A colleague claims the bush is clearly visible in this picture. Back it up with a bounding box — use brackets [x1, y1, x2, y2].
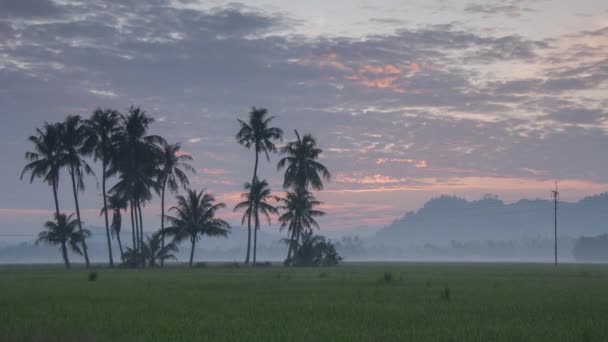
[290, 232, 343, 267]
[88, 272, 98, 282]
[440, 284, 451, 301]
[194, 262, 207, 268]
[383, 271, 393, 284]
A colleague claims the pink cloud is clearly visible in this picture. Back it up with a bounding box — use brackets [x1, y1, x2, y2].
[376, 158, 428, 168]
[200, 168, 228, 175]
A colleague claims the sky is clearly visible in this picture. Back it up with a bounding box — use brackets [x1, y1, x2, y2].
[1, 0, 608, 239]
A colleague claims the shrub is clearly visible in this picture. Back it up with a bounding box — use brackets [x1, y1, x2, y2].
[383, 271, 393, 284]
[440, 284, 451, 301]
[194, 262, 207, 268]
[88, 272, 98, 282]
[290, 232, 343, 267]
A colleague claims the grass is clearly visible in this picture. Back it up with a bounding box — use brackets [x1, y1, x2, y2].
[1, 262, 608, 341]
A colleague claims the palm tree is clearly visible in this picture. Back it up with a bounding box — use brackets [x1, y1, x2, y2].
[234, 178, 278, 265]
[21, 122, 64, 217]
[60, 115, 95, 268]
[164, 189, 231, 267]
[277, 190, 325, 265]
[36, 213, 91, 269]
[100, 193, 128, 263]
[157, 142, 195, 267]
[236, 107, 283, 264]
[141, 232, 179, 267]
[109, 106, 164, 257]
[277, 130, 330, 193]
[277, 131, 330, 264]
[83, 108, 121, 267]
[291, 230, 342, 267]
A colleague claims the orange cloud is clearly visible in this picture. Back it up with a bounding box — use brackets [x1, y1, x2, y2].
[335, 173, 407, 185]
[297, 53, 351, 71]
[375, 158, 428, 168]
[359, 64, 401, 75]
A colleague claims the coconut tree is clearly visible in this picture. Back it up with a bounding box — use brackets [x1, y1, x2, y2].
[235, 107, 283, 264]
[109, 106, 164, 256]
[277, 131, 330, 262]
[277, 130, 330, 193]
[21, 123, 65, 217]
[233, 178, 278, 265]
[36, 213, 91, 269]
[141, 232, 179, 267]
[291, 230, 342, 267]
[157, 142, 195, 267]
[60, 115, 95, 268]
[164, 189, 231, 267]
[83, 108, 121, 267]
[100, 192, 128, 263]
[277, 190, 325, 265]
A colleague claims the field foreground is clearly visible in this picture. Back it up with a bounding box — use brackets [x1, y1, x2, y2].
[1, 263, 607, 341]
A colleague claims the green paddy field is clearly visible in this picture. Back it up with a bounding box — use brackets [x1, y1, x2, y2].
[1, 263, 607, 341]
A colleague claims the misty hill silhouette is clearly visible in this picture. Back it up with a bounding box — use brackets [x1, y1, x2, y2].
[372, 193, 608, 246]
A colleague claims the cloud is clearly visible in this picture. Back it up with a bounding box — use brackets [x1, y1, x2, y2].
[464, 1, 535, 18]
[549, 107, 608, 124]
[3, 1, 608, 233]
[89, 89, 119, 98]
[0, 0, 64, 19]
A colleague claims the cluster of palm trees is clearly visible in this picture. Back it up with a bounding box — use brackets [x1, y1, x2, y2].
[22, 106, 331, 268]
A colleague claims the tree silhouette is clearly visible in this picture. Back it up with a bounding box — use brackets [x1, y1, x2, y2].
[234, 178, 278, 265]
[277, 130, 330, 193]
[36, 213, 91, 269]
[291, 230, 342, 267]
[123, 232, 178, 267]
[109, 107, 164, 259]
[277, 131, 330, 263]
[21, 123, 64, 217]
[164, 189, 231, 267]
[236, 107, 283, 264]
[100, 192, 128, 263]
[157, 142, 195, 267]
[278, 190, 325, 265]
[60, 115, 95, 268]
[83, 108, 121, 267]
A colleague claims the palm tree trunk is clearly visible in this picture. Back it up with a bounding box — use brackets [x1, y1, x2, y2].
[116, 230, 124, 263]
[293, 227, 301, 258]
[130, 200, 136, 251]
[253, 213, 259, 265]
[245, 212, 252, 264]
[286, 225, 295, 265]
[189, 237, 196, 268]
[52, 180, 60, 217]
[61, 242, 70, 269]
[133, 199, 140, 253]
[101, 160, 114, 267]
[137, 201, 145, 267]
[70, 166, 90, 268]
[245, 151, 259, 264]
[160, 181, 166, 268]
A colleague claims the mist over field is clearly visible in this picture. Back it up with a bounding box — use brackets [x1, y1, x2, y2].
[3, 192, 607, 264]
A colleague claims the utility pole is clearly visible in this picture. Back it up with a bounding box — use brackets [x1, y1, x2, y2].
[551, 181, 559, 266]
